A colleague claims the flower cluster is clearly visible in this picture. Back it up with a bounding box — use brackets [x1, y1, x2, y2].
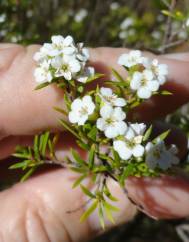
[13, 36, 181, 226]
[118, 50, 168, 99]
[68, 83, 179, 170]
[34, 35, 94, 84]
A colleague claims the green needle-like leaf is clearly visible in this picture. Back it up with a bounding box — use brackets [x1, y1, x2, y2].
[35, 82, 50, 90]
[21, 167, 37, 182]
[80, 185, 96, 199]
[59, 119, 81, 140]
[72, 174, 87, 188]
[80, 200, 98, 222]
[153, 129, 170, 143]
[143, 125, 153, 142]
[88, 144, 96, 169]
[41, 131, 50, 156]
[71, 149, 86, 165]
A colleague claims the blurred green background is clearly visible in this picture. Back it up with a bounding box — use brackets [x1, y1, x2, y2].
[1, 0, 189, 241]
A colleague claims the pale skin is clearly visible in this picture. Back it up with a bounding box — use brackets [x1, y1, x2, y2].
[0, 44, 189, 242]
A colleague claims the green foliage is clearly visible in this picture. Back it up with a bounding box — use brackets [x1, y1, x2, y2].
[10, 131, 58, 181]
[6, 0, 189, 229]
[1, 0, 189, 51]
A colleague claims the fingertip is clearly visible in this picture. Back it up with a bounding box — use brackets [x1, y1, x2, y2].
[126, 175, 189, 219]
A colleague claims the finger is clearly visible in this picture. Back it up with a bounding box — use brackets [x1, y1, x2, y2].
[1, 118, 187, 160]
[126, 175, 189, 219]
[0, 44, 65, 139]
[150, 121, 188, 159]
[1, 146, 188, 242]
[0, 136, 33, 160]
[0, 169, 136, 242]
[1, 45, 189, 140]
[0, 127, 188, 241]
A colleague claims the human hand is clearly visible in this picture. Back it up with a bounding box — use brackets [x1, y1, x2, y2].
[0, 44, 189, 242]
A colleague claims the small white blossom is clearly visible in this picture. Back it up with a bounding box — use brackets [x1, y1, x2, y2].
[150, 59, 168, 85]
[130, 70, 159, 99]
[34, 35, 94, 85]
[51, 35, 75, 56]
[120, 17, 133, 30]
[69, 96, 95, 125]
[113, 123, 146, 160]
[26, 10, 33, 18]
[77, 66, 95, 83]
[0, 14, 6, 23]
[34, 61, 52, 83]
[118, 50, 148, 68]
[186, 17, 189, 27]
[178, 30, 187, 40]
[110, 2, 120, 10]
[38, 35, 75, 58]
[0, 29, 7, 37]
[74, 9, 88, 22]
[51, 55, 81, 80]
[145, 140, 179, 170]
[99, 87, 127, 107]
[76, 43, 89, 63]
[119, 31, 128, 39]
[97, 104, 127, 138]
[152, 31, 161, 40]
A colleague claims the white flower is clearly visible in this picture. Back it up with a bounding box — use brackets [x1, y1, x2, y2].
[51, 55, 81, 80]
[127, 123, 146, 137]
[97, 104, 127, 138]
[145, 140, 179, 170]
[110, 2, 120, 10]
[130, 70, 159, 99]
[69, 96, 95, 125]
[186, 17, 189, 27]
[152, 31, 161, 40]
[178, 30, 187, 40]
[40, 35, 75, 57]
[120, 17, 133, 30]
[77, 66, 95, 83]
[74, 9, 88, 22]
[119, 31, 128, 39]
[151, 59, 168, 85]
[34, 61, 52, 83]
[99, 87, 127, 107]
[113, 123, 146, 160]
[0, 14, 6, 23]
[76, 43, 89, 63]
[33, 51, 48, 64]
[118, 50, 148, 68]
[51, 35, 75, 55]
[33, 35, 92, 84]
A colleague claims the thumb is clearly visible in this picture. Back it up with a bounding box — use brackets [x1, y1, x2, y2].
[0, 168, 136, 242]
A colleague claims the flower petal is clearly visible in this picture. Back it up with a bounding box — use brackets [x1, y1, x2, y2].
[100, 104, 113, 119]
[96, 118, 106, 131]
[113, 140, 132, 160]
[116, 121, 127, 136]
[147, 80, 159, 92]
[71, 99, 83, 110]
[68, 111, 78, 124]
[137, 87, 152, 99]
[113, 107, 126, 121]
[100, 87, 113, 97]
[132, 144, 144, 157]
[105, 126, 118, 138]
[63, 35, 74, 46]
[114, 98, 127, 107]
[130, 72, 142, 90]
